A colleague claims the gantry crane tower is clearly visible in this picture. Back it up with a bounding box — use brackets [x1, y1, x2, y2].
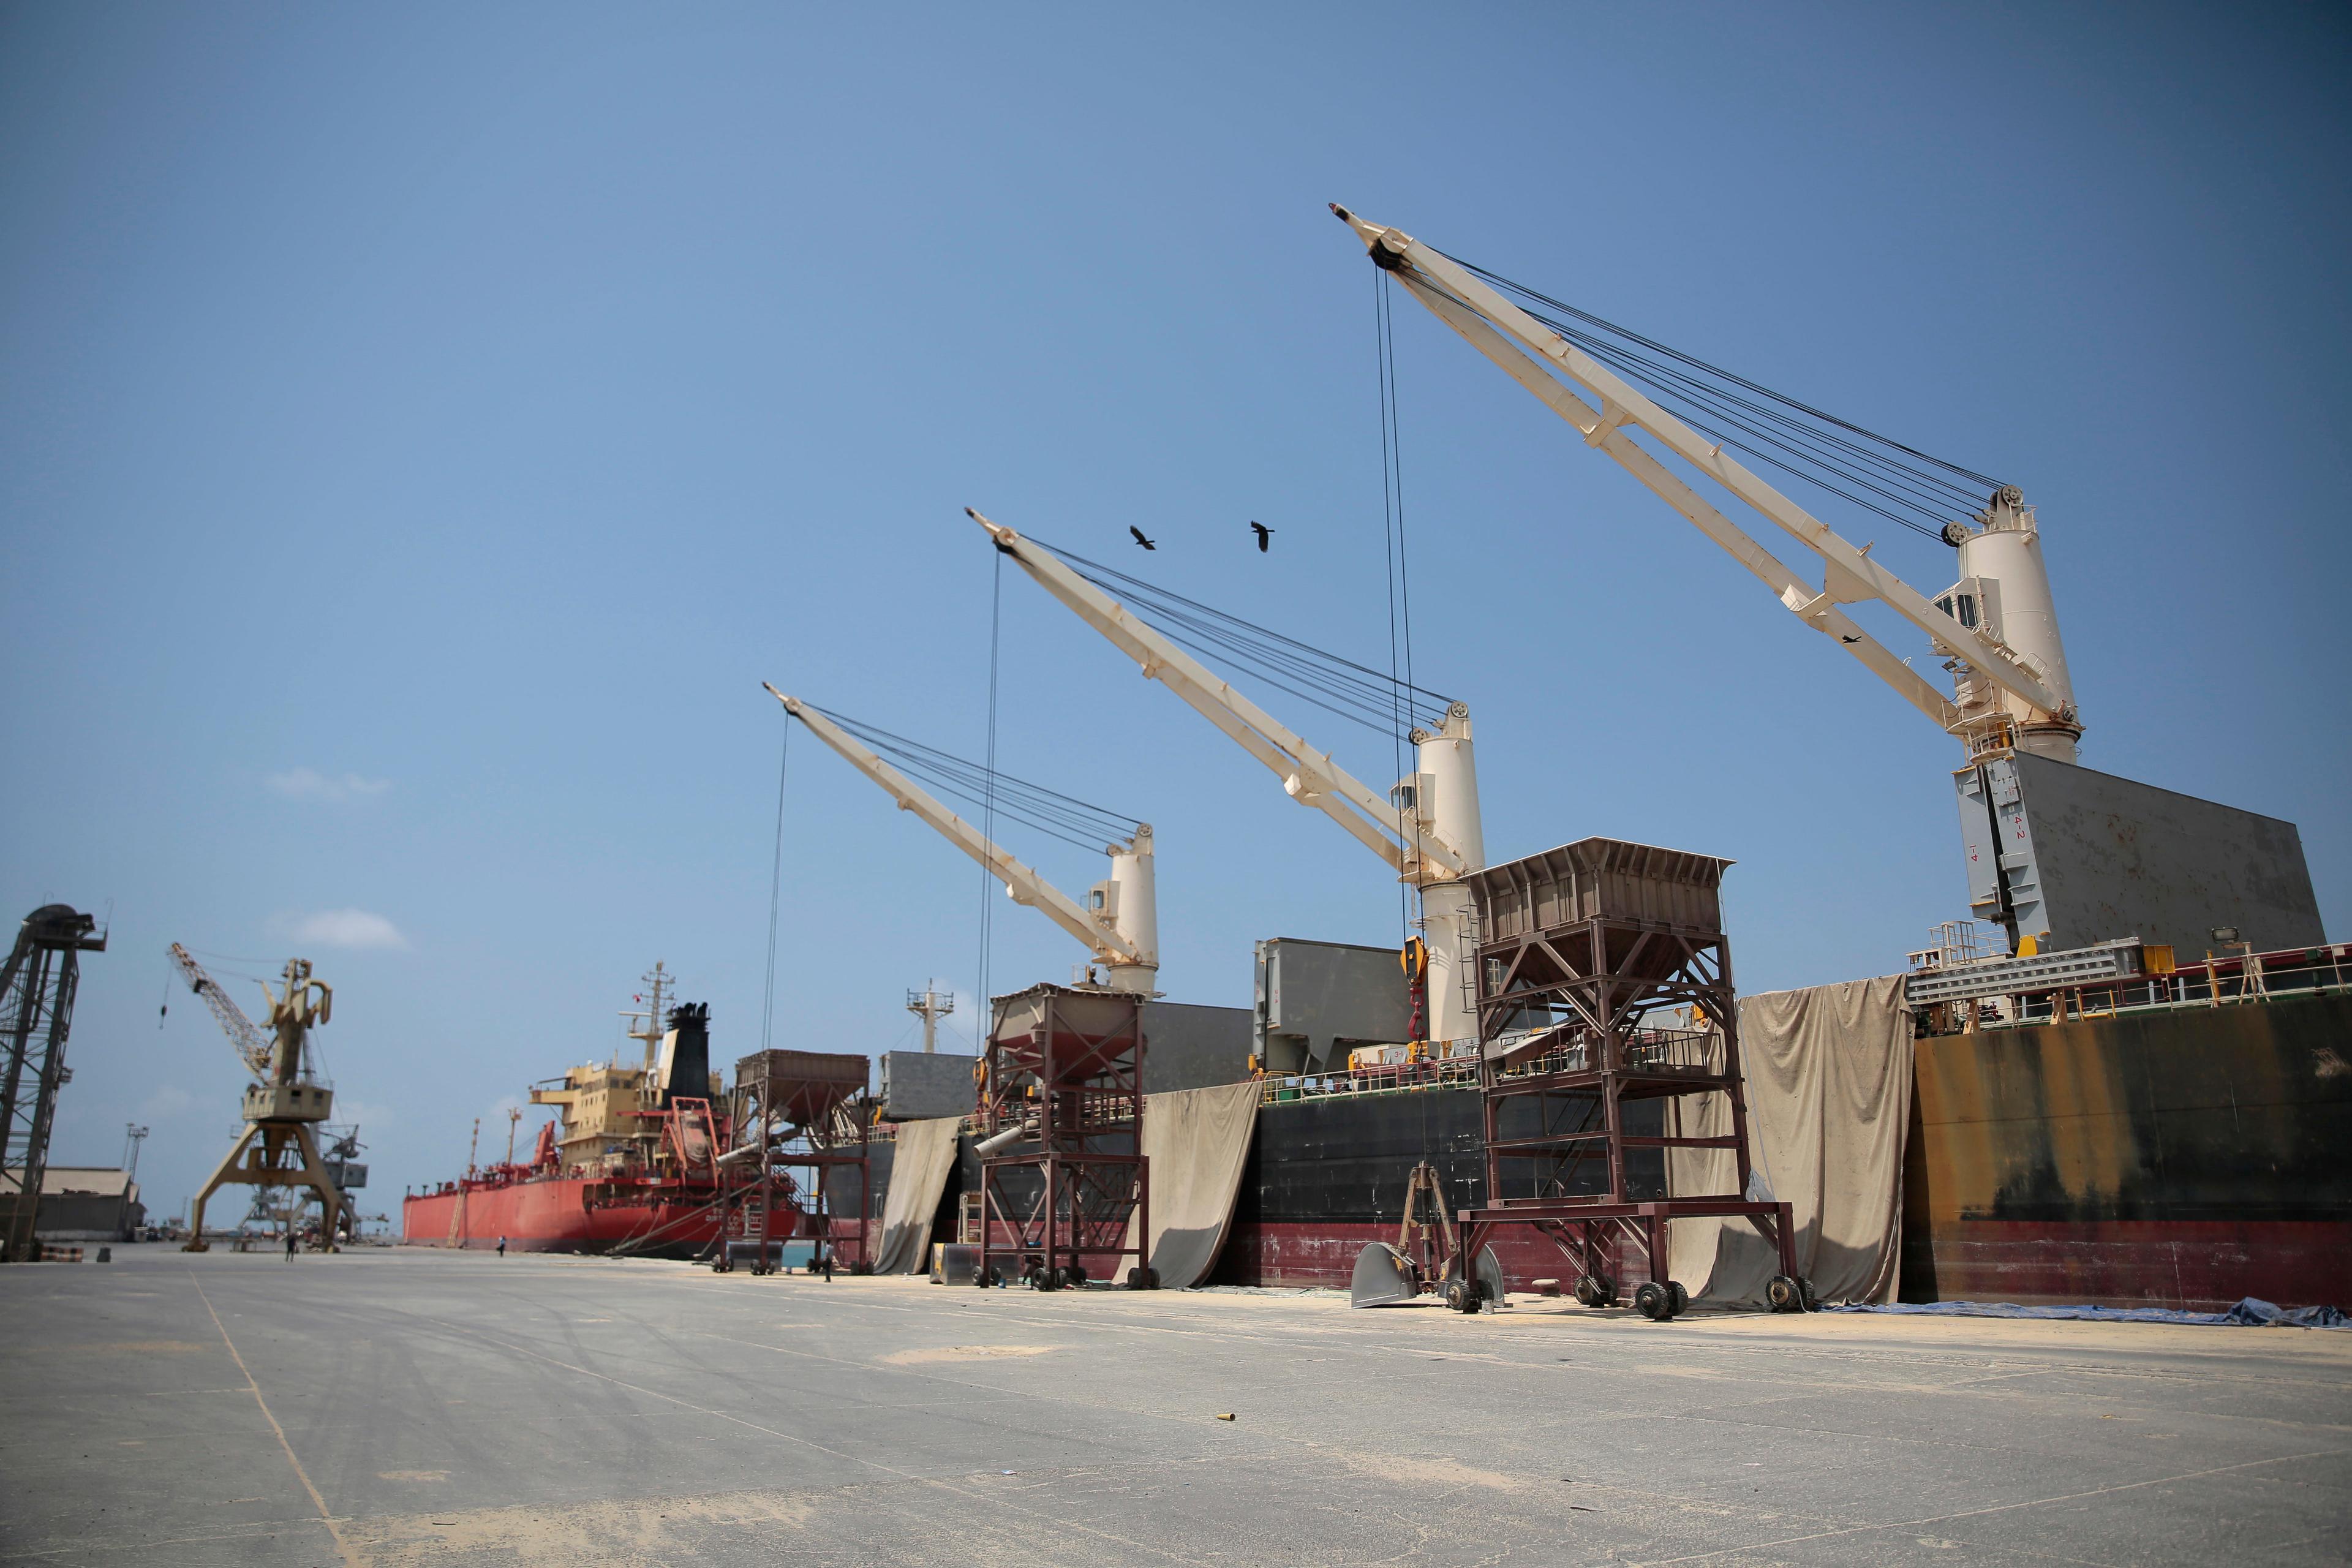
[764, 685, 1160, 994]
[968, 510, 1490, 1046]
[171, 946, 344, 1251]
[1, 907, 107, 1264]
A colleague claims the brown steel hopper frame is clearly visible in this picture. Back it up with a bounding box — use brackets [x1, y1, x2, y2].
[1455, 839, 1808, 1319]
[976, 984, 1152, 1291]
[726, 1050, 872, 1276]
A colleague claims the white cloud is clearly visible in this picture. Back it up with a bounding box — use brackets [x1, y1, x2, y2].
[276, 908, 410, 950]
[266, 767, 391, 802]
[137, 1085, 195, 1122]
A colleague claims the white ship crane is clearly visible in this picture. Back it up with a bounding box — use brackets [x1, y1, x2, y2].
[966, 510, 1488, 1046]
[1329, 206, 2082, 767]
[764, 685, 1160, 995]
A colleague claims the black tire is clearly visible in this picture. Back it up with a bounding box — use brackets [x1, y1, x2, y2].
[1799, 1276, 1820, 1312]
[1442, 1278, 1469, 1311]
[1634, 1281, 1670, 1321]
[1068, 1263, 1089, 1287]
[1574, 1275, 1607, 1308]
[1766, 1274, 1803, 1313]
[1125, 1266, 1159, 1291]
[1667, 1281, 1688, 1317]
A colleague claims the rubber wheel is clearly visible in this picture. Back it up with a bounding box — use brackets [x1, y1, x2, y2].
[1667, 1281, 1689, 1317]
[1068, 1263, 1088, 1287]
[1450, 1279, 1485, 1314]
[1634, 1281, 1671, 1321]
[1030, 1267, 1055, 1292]
[1125, 1266, 1159, 1291]
[1799, 1276, 1820, 1312]
[1574, 1275, 1607, 1309]
[1443, 1278, 1469, 1311]
[1766, 1274, 1803, 1313]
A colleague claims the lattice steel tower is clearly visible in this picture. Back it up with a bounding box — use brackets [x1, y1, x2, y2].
[1, 906, 107, 1263]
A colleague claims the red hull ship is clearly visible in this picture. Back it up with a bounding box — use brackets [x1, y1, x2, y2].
[403, 1174, 727, 1257]
[403, 970, 875, 1262]
[402, 969, 739, 1257]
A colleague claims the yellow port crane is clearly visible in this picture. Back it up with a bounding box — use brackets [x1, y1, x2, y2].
[170, 946, 344, 1251]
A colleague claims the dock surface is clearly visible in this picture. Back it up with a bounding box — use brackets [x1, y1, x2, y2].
[4, 1245, 2347, 1566]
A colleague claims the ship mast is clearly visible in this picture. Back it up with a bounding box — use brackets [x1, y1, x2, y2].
[906, 981, 955, 1054]
[621, 962, 672, 1072]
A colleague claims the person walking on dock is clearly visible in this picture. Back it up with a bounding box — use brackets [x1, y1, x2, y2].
[284, 1231, 296, 1261]
[497, 1235, 507, 1259]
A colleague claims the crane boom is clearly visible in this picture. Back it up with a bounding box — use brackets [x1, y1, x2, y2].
[970, 509, 1491, 1048]
[168, 943, 273, 1079]
[967, 510, 1468, 880]
[764, 685, 1158, 991]
[1332, 206, 2076, 750]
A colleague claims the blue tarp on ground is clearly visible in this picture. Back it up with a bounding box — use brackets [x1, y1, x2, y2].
[1828, 1297, 2348, 1328]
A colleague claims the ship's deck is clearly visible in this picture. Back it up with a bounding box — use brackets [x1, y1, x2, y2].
[5, 1244, 2348, 1566]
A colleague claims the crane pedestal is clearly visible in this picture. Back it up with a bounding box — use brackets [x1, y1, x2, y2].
[1455, 839, 1804, 1318]
[976, 985, 1152, 1291]
[183, 1106, 344, 1253]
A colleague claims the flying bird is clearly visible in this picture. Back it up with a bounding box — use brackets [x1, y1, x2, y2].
[1250, 521, 1273, 553]
[1129, 526, 1158, 551]
[1840, 634, 1861, 644]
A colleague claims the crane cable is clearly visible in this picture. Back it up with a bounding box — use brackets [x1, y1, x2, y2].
[1038, 541, 1455, 742]
[1376, 268, 1422, 954]
[975, 546, 1004, 1025]
[805, 704, 1140, 853]
[1431, 254, 2008, 543]
[760, 713, 791, 1055]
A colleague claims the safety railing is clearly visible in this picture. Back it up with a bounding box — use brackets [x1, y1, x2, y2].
[1259, 1057, 1480, 1105]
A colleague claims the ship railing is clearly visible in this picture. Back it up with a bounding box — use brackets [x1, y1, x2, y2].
[1488, 1025, 1717, 1082]
[1929, 940, 2352, 1034]
[1259, 1057, 1480, 1105]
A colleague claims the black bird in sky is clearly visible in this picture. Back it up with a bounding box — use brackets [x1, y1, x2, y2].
[1841, 634, 1862, 644]
[1250, 521, 1273, 553]
[1129, 526, 1157, 551]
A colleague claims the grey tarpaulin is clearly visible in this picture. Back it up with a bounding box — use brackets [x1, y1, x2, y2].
[1665, 974, 1913, 1305]
[1122, 1080, 1261, 1288]
[873, 1115, 960, 1275]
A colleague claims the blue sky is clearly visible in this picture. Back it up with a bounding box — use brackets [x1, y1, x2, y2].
[5, 3, 2346, 1221]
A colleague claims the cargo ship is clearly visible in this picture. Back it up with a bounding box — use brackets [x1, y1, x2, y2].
[1208, 948, 2352, 1311]
[870, 937, 2351, 1313]
[409, 218, 2348, 1311]
[402, 968, 742, 1257]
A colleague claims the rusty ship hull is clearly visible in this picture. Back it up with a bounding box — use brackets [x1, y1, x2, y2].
[401, 1175, 725, 1258]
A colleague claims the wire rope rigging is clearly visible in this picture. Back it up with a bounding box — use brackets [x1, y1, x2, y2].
[1030, 538, 1456, 742]
[1433, 252, 2008, 545]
